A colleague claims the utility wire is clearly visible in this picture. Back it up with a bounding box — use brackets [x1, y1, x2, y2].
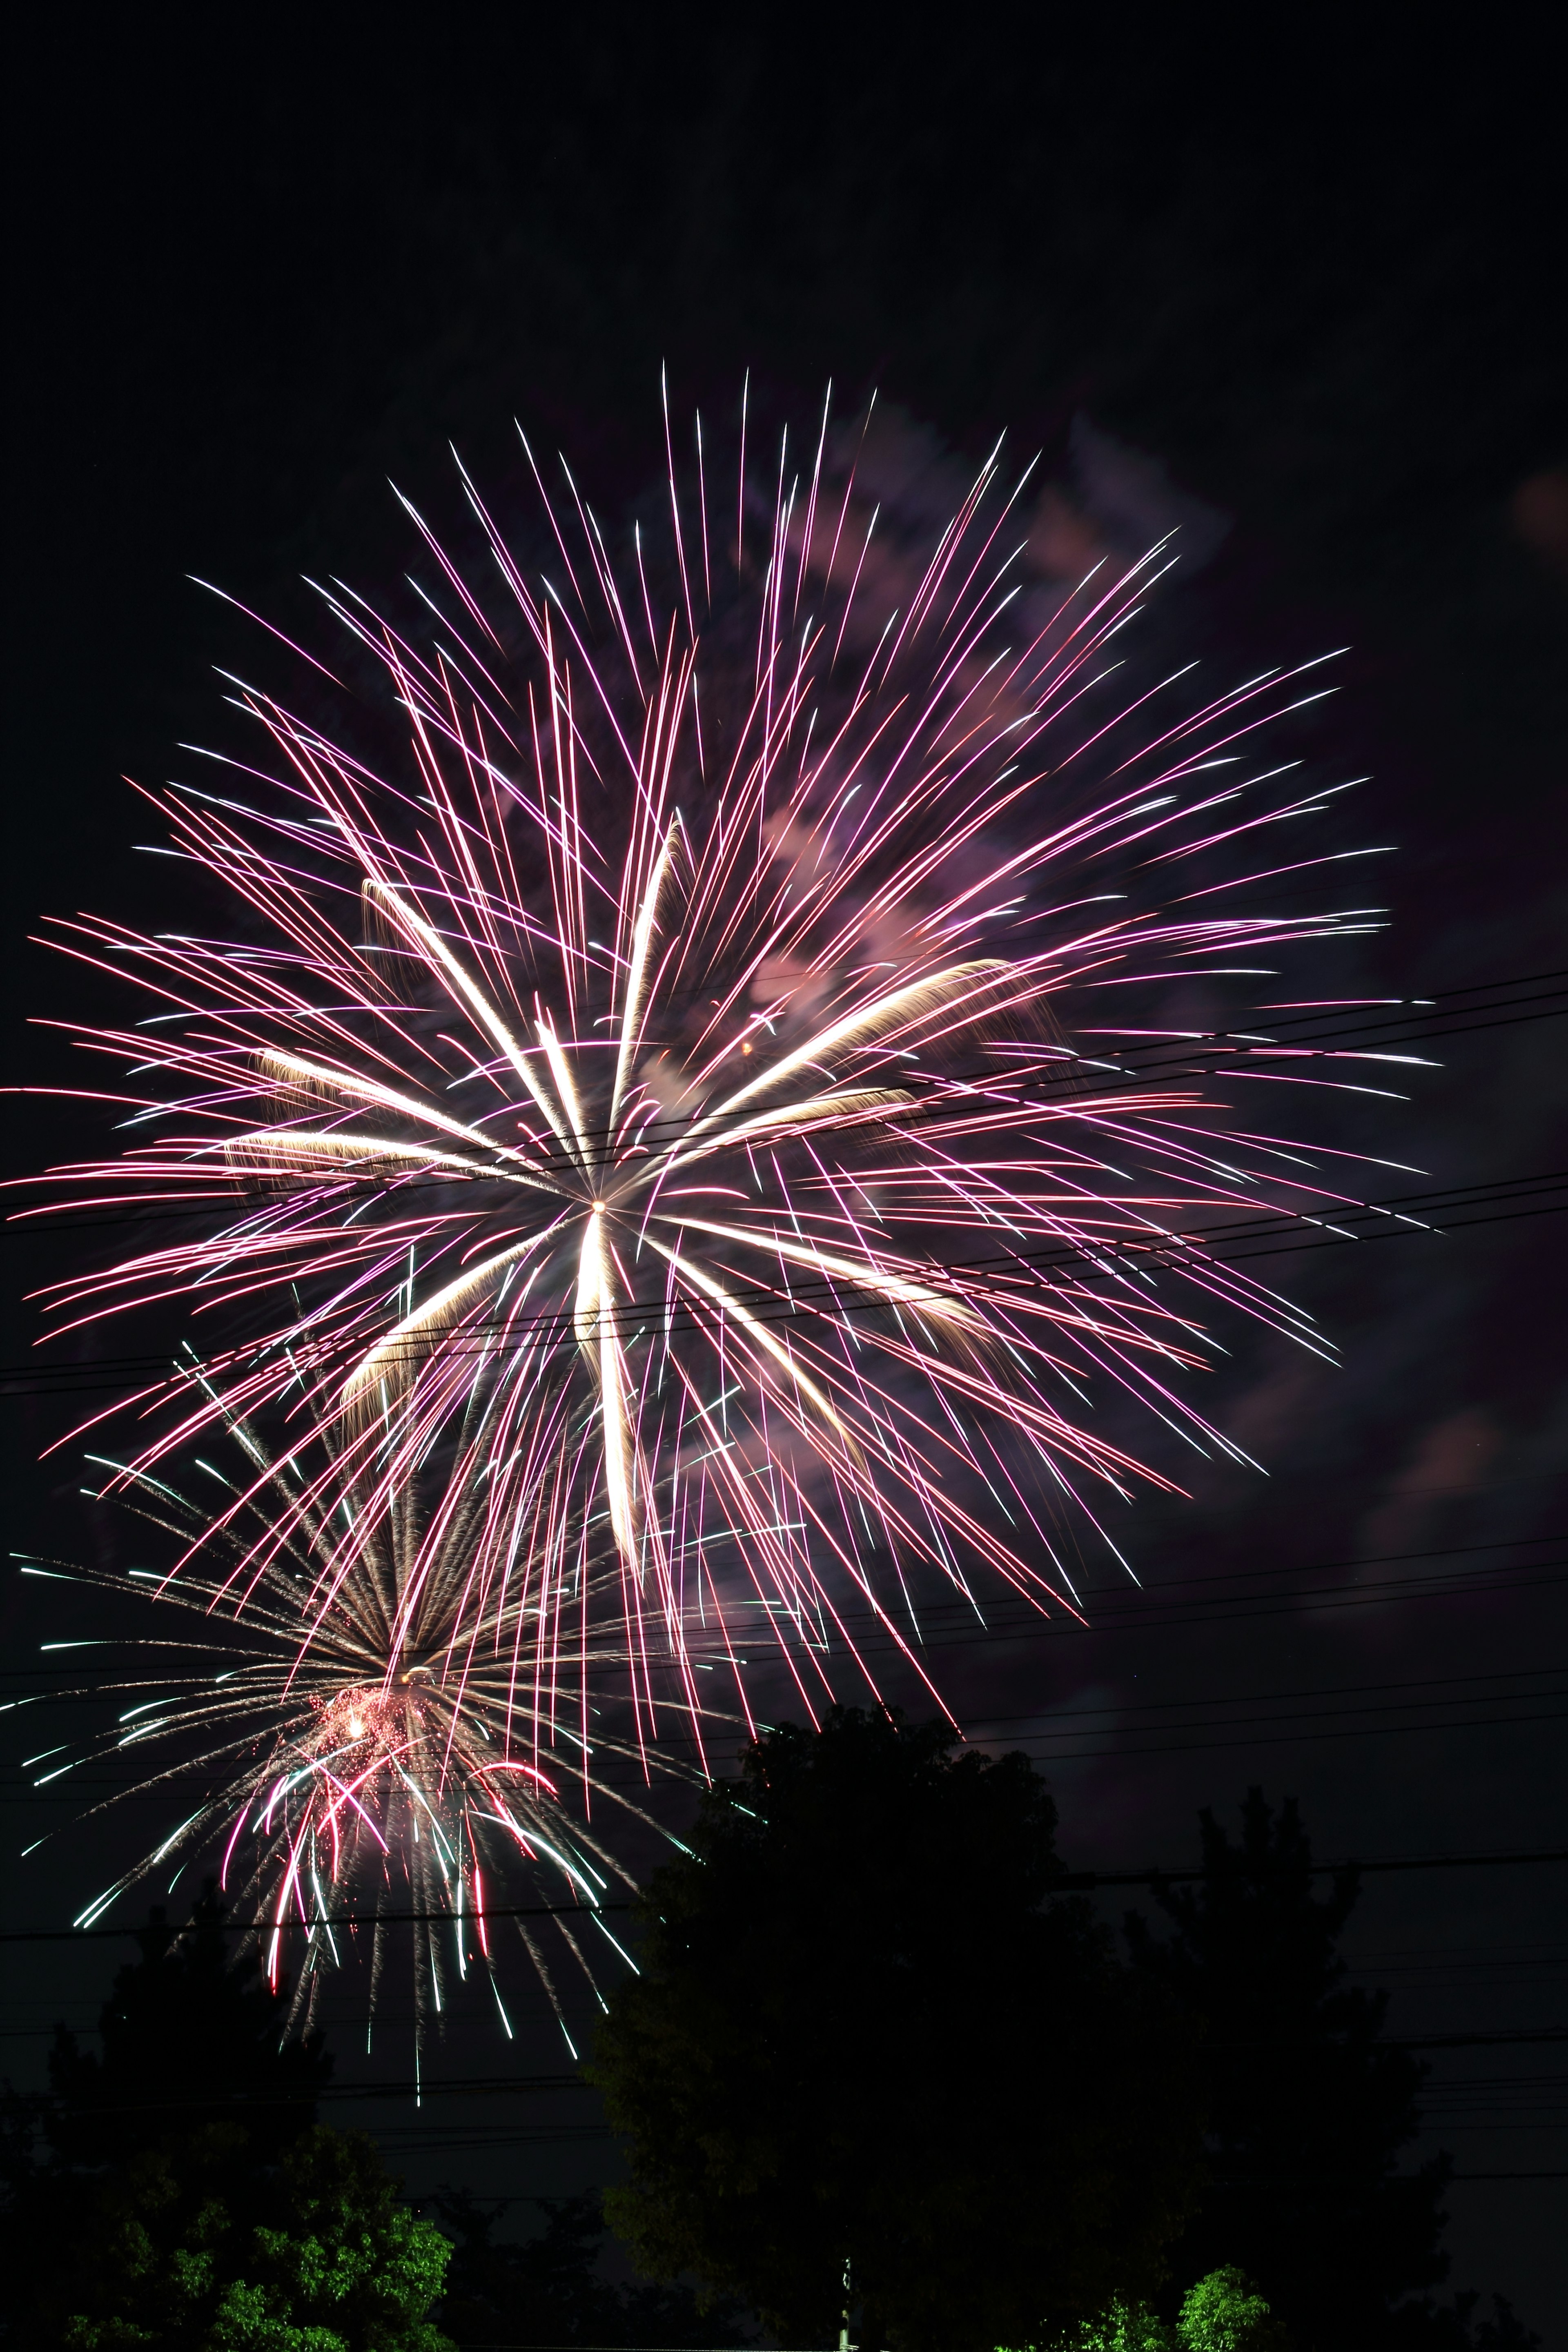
[10, 1659, 1562, 1759]
[2, 1846, 1563, 1944]
[959, 1663, 1568, 1734]
[4, 1526, 1558, 1645]
[5, 1544, 1561, 1706]
[31, 2034, 1568, 2114]
[3, 1170, 1564, 1401]
[6, 969, 1564, 1250]
[997, 1708, 1568, 1766]
[7, 1659, 1564, 1797]
[8, 1168, 1560, 1375]
[13, 1688, 1561, 1801]
[13, 970, 1567, 1205]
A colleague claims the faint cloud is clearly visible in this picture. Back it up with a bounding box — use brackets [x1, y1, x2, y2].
[1510, 467, 1568, 579]
[1354, 1405, 1503, 1562]
[1027, 416, 1232, 581]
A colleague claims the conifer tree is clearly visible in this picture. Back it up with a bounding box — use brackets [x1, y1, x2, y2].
[1125, 1791, 1452, 2351]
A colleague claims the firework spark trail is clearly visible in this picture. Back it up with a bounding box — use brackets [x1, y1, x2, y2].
[12, 1400, 710, 2054]
[22, 392, 1399, 1762]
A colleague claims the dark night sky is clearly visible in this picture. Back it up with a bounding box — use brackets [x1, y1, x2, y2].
[4, 15, 1565, 2336]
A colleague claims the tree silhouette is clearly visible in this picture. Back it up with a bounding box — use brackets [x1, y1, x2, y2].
[0, 1888, 450, 2349]
[1123, 1790, 1508, 2352]
[591, 1708, 1203, 2352]
[45, 1889, 332, 2173]
[431, 2185, 753, 2347]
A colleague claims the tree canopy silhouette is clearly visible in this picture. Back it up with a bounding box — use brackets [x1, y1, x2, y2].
[45, 1890, 333, 2172]
[431, 2185, 753, 2348]
[590, 1708, 1203, 2352]
[1124, 1790, 1537, 2352]
[0, 1889, 450, 2350]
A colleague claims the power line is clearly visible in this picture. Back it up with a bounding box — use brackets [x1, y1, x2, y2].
[4, 1168, 1564, 1402]
[6, 1625, 1566, 1813]
[9, 1168, 1560, 1374]
[4, 1526, 1559, 1660]
[801, 1551, 1568, 1656]
[0, 1898, 634, 1946]
[5, 1554, 1561, 1708]
[967, 1660, 1568, 1730]
[420, 2179, 1568, 2198]
[1060, 1849, 1568, 1891]
[12, 972, 1566, 1219]
[10, 1659, 1561, 1768]
[2, 972, 1561, 1274]
[998, 1708, 1567, 1767]
[27, 2036, 1568, 2114]
[2, 1846, 1563, 1944]
[370, 2127, 612, 2154]
[37, 2074, 587, 2116]
[8, 1680, 1564, 1800]
[1365, 2030, 1568, 2052]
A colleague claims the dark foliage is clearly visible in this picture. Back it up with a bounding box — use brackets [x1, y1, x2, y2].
[1062, 2261, 1293, 2349]
[1124, 1791, 1536, 2352]
[591, 1708, 1204, 2352]
[43, 2121, 451, 2350]
[43, 1891, 332, 2172]
[0, 1889, 449, 2349]
[1385, 2292, 1544, 2352]
[432, 2185, 753, 2347]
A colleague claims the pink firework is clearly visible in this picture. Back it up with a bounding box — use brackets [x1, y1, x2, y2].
[26, 388, 1388, 1770]
[25, 1409, 693, 2054]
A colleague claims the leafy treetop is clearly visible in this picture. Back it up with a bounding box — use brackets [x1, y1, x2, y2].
[591, 1708, 1203, 2352]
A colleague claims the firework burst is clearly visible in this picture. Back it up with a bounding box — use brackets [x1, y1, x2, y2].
[19, 1397, 699, 2054]
[27, 388, 1388, 1766]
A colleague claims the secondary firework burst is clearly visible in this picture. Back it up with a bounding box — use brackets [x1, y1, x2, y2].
[16, 1394, 693, 2054]
[28, 386, 1391, 1750]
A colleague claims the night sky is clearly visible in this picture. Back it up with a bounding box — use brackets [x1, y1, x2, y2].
[5, 18, 1565, 2336]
